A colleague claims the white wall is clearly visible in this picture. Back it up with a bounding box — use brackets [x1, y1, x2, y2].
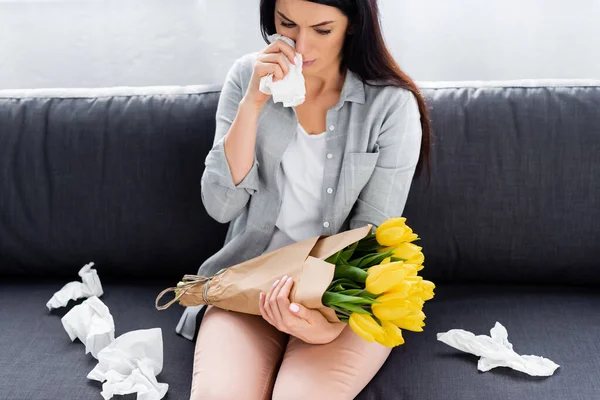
[1, 0, 599, 90]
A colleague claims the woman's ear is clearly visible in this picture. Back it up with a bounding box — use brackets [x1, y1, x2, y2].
[346, 24, 355, 35]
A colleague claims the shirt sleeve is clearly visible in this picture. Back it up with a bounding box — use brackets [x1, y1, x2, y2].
[349, 89, 423, 232]
[201, 57, 260, 224]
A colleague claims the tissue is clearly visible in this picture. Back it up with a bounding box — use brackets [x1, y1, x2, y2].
[259, 34, 306, 107]
[437, 322, 560, 377]
[61, 296, 115, 359]
[88, 328, 168, 400]
[46, 262, 103, 310]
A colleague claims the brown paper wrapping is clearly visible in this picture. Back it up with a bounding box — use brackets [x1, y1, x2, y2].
[155, 224, 373, 323]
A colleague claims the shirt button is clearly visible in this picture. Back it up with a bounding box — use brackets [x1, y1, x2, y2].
[328, 125, 335, 131]
[326, 188, 333, 194]
[323, 221, 330, 228]
[326, 153, 333, 159]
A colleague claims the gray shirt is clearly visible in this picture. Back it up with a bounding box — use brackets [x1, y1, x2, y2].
[176, 52, 423, 341]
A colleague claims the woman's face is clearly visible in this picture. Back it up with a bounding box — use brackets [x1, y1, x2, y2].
[274, 0, 349, 77]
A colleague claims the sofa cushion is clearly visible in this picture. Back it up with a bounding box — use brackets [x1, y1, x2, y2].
[1, 280, 597, 399]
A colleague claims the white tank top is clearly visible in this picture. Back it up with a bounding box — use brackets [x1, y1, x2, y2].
[263, 123, 327, 254]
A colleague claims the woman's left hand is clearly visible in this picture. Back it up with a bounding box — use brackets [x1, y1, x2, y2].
[259, 275, 346, 345]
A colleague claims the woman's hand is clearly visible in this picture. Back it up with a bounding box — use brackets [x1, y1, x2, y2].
[259, 275, 346, 345]
[243, 40, 297, 110]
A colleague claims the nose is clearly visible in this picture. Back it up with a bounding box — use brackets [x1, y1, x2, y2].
[294, 31, 309, 56]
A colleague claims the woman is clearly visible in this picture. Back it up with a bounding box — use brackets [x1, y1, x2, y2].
[181, 0, 432, 398]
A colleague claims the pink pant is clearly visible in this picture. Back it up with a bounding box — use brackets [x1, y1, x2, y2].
[190, 305, 392, 400]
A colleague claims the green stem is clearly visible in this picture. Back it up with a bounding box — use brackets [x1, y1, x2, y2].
[329, 305, 351, 317]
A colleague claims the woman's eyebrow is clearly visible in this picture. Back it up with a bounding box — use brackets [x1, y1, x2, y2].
[277, 11, 334, 27]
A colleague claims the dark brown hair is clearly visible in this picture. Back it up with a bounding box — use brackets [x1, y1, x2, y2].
[259, 0, 432, 180]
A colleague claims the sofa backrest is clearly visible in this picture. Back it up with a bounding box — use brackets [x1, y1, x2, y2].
[0, 86, 228, 281]
[1, 81, 599, 285]
[405, 80, 600, 285]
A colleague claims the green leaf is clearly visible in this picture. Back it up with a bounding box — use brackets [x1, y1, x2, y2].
[327, 278, 362, 291]
[333, 302, 371, 314]
[333, 264, 368, 283]
[339, 241, 359, 262]
[325, 249, 343, 265]
[356, 249, 395, 269]
[354, 234, 381, 252]
[348, 252, 375, 267]
[337, 256, 351, 266]
[358, 290, 379, 300]
[322, 292, 377, 306]
[337, 289, 363, 296]
[330, 305, 351, 317]
[390, 256, 407, 262]
[348, 249, 395, 269]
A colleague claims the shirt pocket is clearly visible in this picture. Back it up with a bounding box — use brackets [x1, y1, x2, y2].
[341, 151, 380, 208]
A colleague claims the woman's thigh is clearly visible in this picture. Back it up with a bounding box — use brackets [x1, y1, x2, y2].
[190, 305, 289, 400]
[272, 324, 392, 400]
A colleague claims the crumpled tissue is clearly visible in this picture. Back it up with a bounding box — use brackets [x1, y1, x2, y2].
[259, 34, 306, 107]
[87, 327, 169, 400]
[46, 262, 103, 310]
[61, 295, 115, 359]
[437, 321, 560, 376]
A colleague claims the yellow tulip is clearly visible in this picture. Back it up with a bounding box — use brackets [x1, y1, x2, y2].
[407, 294, 425, 309]
[392, 242, 423, 261]
[404, 251, 425, 266]
[379, 256, 422, 272]
[374, 332, 395, 347]
[349, 313, 385, 342]
[372, 292, 420, 321]
[410, 278, 436, 302]
[387, 279, 412, 294]
[379, 321, 405, 347]
[375, 217, 418, 247]
[366, 262, 407, 294]
[401, 263, 421, 276]
[405, 275, 423, 290]
[391, 311, 426, 332]
[412, 280, 435, 301]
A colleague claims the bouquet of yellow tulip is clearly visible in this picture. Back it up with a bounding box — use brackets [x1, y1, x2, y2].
[155, 218, 434, 348]
[320, 217, 435, 347]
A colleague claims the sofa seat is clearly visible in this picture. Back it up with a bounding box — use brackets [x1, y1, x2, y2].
[1, 280, 597, 400]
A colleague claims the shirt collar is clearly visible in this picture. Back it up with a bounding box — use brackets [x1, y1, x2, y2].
[334, 69, 366, 110]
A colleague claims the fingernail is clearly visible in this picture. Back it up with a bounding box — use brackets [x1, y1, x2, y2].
[272, 280, 280, 287]
[290, 304, 299, 312]
[259, 292, 263, 301]
[282, 275, 287, 281]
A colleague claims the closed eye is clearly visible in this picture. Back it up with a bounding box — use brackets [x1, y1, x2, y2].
[280, 21, 331, 35]
[277, 11, 333, 35]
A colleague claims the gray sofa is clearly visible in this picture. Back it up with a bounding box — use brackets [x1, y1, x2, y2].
[1, 80, 599, 400]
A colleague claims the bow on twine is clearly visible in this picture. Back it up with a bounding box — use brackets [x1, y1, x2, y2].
[154, 269, 226, 310]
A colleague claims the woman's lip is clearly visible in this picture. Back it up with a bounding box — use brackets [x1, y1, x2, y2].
[302, 60, 316, 66]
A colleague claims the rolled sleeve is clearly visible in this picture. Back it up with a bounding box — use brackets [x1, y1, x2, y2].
[200, 55, 260, 224]
[203, 136, 260, 194]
